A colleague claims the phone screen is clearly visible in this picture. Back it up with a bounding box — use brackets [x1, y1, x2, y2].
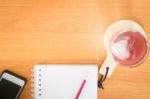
[0, 78, 21, 99]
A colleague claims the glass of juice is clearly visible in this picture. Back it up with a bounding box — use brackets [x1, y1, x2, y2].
[110, 30, 149, 67]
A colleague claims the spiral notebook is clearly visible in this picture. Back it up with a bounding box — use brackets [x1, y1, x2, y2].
[32, 64, 98, 99]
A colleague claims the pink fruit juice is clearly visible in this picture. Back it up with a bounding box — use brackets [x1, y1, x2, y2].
[110, 31, 148, 66]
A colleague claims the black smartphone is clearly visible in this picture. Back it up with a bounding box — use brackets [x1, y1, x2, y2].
[0, 70, 27, 99]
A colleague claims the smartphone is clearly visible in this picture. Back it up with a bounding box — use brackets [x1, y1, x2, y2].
[0, 70, 27, 99]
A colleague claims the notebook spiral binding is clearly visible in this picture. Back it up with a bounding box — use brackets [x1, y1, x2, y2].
[31, 68, 42, 99]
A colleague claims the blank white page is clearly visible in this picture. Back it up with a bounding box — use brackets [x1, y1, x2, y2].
[33, 64, 98, 99]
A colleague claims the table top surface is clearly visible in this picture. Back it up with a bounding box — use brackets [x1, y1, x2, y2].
[0, 0, 150, 99]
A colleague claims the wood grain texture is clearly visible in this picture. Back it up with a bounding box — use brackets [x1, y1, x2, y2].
[0, 0, 150, 99]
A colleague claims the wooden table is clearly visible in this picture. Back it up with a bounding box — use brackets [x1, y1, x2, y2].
[0, 0, 150, 99]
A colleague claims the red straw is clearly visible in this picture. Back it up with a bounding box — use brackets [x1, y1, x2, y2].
[75, 80, 86, 99]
